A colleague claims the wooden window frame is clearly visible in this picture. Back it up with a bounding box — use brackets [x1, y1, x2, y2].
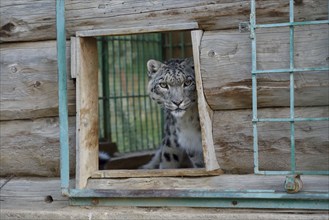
[71, 23, 221, 189]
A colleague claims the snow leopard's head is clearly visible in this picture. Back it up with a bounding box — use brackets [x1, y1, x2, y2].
[147, 58, 196, 117]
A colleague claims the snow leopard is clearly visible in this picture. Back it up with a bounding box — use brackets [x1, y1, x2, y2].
[140, 58, 204, 169]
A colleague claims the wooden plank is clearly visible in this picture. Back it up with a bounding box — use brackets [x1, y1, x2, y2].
[87, 175, 329, 193]
[76, 22, 198, 37]
[75, 37, 99, 189]
[0, 41, 76, 120]
[201, 25, 329, 110]
[191, 30, 220, 171]
[1, 0, 327, 42]
[2, 178, 327, 220]
[212, 106, 329, 174]
[0, 117, 76, 177]
[70, 37, 77, 78]
[91, 169, 223, 178]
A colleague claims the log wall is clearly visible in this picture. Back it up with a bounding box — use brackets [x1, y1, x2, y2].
[0, 0, 328, 176]
[1, 0, 327, 42]
[200, 25, 329, 110]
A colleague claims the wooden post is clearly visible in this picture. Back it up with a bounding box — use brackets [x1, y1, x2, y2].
[76, 37, 99, 189]
[191, 30, 220, 171]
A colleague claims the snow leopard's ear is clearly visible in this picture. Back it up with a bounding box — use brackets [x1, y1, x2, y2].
[181, 57, 194, 70]
[147, 59, 163, 77]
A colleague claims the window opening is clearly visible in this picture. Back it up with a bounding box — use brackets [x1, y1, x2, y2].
[98, 31, 193, 169]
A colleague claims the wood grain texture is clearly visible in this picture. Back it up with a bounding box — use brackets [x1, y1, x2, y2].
[0, 41, 76, 121]
[1, 0, 327, 42]
[87, 175, 329, 192]
[192, 30, 220, 171]
[75, 37, 99, 189]
[76, 22, 198, 37]
[92, 169, 223, 178]
[0, 117, 76, 177]
[2, 178, 327, 220]
[212, 106, 329, 174]
[201, 25, 329, 110]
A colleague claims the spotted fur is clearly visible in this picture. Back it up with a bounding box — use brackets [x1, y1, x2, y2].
[140, 58, 204, 169]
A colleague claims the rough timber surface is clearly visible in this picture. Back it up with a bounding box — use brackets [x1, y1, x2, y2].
[0, 117, 76, 177]
[0, 177, 328, 220]
[75, 37, 99, 189]
[201, 25, 329, 110]
[0, 0, 327, 42]
[86, 175, 329, 192]
[0, 41, 76, 121]
[213, 106, 329, 174]
[91, 168, 223, 178]
[192, 30, 220, 171]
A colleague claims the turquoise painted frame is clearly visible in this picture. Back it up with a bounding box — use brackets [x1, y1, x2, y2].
[57, 0, 329, 208]
[250, 0, 329, 176]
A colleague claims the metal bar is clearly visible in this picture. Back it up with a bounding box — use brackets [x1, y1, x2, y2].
[70, 197, 329, 209]
[141, 34, 150, 149]
[147, 34, 156, 150]
[56, 0, 70, 196]
[289, 0, 296, 173]
[254, 117, 329, 122]
[180, 32, 185, 57]
[98, 95, 149, 100]
[102, 37, 111, 141]
[98, 37, 161, 43]
[68, 188, 329, 200]
[252, 67, 329, 74]
[111, 38, 120, 148]
[255, 20, 329, 28]
[255, 170, 329, 175]
[136, 35, 144, 151]
[153, 34, 162, 145]
[250, 0, 260, 174]
[124, 35, 132, 151]
[117, 38, 126, 151]
[169, 32, 173, 58]
[130, 35, 138, 152]
[97, 39, 105, 139]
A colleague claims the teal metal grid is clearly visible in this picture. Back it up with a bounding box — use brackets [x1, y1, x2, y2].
[250, 0, 329, 177]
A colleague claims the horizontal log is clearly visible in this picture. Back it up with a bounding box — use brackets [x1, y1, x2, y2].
[0, 117, 76, 177]
[212, 106, 329, 174]
[87, 175, 329, 193]
[1, 0, 327, 42]
[0, 41, 76, 120]
[201, 25, 329, 110]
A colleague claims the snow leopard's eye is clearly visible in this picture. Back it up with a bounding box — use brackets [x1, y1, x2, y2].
[184, 78, 192, 87]
[159, 82, 168, 89]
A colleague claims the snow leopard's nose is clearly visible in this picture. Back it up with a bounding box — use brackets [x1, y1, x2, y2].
[172, 100, 183, 107]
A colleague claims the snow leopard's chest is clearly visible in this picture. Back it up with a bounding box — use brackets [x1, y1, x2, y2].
[176, 112, 201, 154]
[165, 105, 202, 154]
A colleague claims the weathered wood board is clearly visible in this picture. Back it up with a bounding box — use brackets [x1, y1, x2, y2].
[87, 175, 329, 193]
[0, 117, 76, 177]
[75, 37, 99, 189]
[92, 169, 223, 178]
[1, 0, 327, 42]
[0, 41, 76, 121]
[192, 30, 220, 171]
[201, 25, 329, 110]
[2, 178, 327, 220]
[213, 106, 329, 174]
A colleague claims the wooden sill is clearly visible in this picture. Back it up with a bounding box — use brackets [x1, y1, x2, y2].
[91, 168, 224, 179]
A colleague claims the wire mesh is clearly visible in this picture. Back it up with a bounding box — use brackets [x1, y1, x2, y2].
[98, 32, 192, 153]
